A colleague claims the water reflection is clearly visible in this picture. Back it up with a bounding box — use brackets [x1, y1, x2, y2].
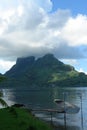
[54, 125, 80, 130]
[1, 87, 87, 130]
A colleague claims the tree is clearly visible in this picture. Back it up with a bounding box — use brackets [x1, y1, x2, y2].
[0, 91, 8, 107]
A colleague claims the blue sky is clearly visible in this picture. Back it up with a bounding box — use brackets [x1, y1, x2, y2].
[51, 0, 87, 15]
[52, 0, 87, 73]
[0, 0, 87, 74]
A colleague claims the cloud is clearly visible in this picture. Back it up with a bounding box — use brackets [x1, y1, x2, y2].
[0, 60, 15, 74]
[47, 9, 70, 29]
[78, 68, 87, 75]
[61, 14, 87, 46]
[20, 0, 52, 12]
[0, 0, 87, 64]
[61, 59, 78, 66]
[53, 43, 84, 59]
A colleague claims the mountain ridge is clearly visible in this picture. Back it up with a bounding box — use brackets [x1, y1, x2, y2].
[1, 54, 87, 88]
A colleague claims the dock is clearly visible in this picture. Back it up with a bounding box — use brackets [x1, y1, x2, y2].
[31, 108, 67, 127]
[31, 108, 65, 113]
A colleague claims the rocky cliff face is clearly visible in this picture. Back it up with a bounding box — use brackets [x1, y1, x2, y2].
[5, 56, 35, 78]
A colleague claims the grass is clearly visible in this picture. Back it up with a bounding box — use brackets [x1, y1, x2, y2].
[0, 107, 52, 130]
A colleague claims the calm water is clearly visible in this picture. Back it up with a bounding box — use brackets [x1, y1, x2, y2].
[1, 87, 87, 130]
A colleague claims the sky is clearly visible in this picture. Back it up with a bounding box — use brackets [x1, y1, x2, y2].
[0, 0, 87, 74]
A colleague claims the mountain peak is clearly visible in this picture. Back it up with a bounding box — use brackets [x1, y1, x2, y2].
[3, 53, 87, 87]
[36, 53, 63, 67]
[42, 53, 54, 58]
[17, 56, 35, 65]
[5, 53, 74, 78]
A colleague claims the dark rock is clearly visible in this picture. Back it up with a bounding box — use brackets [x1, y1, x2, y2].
[11, 104, 25, 107]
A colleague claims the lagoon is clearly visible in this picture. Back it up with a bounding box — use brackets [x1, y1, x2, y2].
[1, 87, 87, 130]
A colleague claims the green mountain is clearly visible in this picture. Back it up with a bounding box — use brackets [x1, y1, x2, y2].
[1, 54, 87, 88]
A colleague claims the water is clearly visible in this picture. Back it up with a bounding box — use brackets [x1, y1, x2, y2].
[1, 86, 87, 130]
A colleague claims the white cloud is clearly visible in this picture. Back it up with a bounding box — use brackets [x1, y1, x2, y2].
[20, 0, 52, 12]
[61, 59, 78, 66]
[78, 68, 87, 75]
[0, 60, 15, 74]
[47, 9, 70, 29]
[0, 4, 73, 60]
[61, 14, 87, 46]
[0, 0, 87, 73]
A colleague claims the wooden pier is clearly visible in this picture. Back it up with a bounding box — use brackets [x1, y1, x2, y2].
[31, 108, 66, 127]
[31, 108, 65, 113]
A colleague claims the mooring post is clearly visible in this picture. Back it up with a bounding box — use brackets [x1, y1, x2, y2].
[50, 112, 53, 125]
[63, 92, 67, 129]
[80, 93, 84, 130]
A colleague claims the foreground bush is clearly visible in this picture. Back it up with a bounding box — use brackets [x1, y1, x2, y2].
[0, 107, 52, 130]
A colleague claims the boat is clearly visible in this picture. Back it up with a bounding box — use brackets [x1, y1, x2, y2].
[54, 99, 80, 114]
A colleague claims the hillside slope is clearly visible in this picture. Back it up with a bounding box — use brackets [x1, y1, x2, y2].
[1, 54, 87, 87]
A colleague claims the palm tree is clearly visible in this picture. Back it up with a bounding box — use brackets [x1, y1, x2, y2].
[0, 76, 8, 107]
[0, 91, 8, 107]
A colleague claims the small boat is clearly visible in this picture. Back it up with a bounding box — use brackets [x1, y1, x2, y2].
[54, 99, 80, 114]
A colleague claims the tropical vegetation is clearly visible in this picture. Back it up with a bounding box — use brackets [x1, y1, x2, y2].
[0, 76, 8, 107]
[0, 91, 8, 107]
[0, 107, 52, 130]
